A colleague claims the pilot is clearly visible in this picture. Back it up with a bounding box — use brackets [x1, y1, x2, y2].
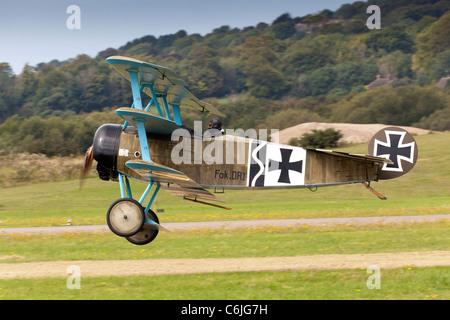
[208, 118, 225, 135]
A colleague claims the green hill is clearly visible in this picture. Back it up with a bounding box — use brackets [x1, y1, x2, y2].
[0, 0, 449, 157]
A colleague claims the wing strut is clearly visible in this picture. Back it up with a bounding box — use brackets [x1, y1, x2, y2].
[128, 70, 152, 162]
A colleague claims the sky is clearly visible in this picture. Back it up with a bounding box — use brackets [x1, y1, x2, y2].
[0, 0, 352, 74]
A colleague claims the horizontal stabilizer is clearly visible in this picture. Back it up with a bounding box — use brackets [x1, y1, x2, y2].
[307, 148, 392, 164]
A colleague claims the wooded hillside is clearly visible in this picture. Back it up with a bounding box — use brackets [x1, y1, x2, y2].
[0, 0, 449, 156]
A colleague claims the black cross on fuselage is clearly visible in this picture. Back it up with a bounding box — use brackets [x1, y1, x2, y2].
[269, 148, 303, 184]
[375, 133, 412, 170]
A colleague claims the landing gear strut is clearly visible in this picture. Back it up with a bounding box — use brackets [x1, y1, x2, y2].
[106, 173, 163, 245]
[126, 209, 160, 245]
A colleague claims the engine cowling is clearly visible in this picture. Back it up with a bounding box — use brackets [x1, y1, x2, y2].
[92, 124, 123, 180]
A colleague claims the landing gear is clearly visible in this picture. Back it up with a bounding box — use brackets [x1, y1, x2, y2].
[107, 174, 163, 245]
[106, 198, 145, 237]
[106, 198, 161, 245]
[125, 209, 159, 245]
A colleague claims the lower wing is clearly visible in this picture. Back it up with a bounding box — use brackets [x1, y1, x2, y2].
[125, 160, 223, 203]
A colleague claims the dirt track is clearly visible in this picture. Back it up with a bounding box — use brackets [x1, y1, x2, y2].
[1, 214, 448, 235]
[0, 251, 449, 279]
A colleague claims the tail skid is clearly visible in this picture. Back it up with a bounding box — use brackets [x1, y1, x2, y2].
[361, 182, 387, 200]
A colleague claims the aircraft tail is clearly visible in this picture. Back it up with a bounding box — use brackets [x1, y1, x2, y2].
[368, 127, 418, 180]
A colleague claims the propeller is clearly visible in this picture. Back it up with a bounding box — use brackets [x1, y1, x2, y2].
[80, 146, 94, 189]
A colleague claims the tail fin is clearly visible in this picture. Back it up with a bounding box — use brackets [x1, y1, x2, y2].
[368, 127, 418, 180]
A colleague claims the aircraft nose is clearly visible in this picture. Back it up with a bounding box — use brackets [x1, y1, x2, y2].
[92, 123, 123, 171]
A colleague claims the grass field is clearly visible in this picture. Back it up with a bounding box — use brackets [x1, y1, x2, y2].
[0, 222, 448, 300]
[1, 267, 448, 300]
[0, 132, 448, 300]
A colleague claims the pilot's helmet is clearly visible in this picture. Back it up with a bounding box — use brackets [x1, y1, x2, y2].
[208, 118, 222, 130]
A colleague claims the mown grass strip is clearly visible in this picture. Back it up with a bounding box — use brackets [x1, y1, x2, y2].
[1, 221, 448, 263]
[0, 267, 448, 300]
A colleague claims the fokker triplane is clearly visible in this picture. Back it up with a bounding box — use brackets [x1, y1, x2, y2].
[81, 56, 418, 245]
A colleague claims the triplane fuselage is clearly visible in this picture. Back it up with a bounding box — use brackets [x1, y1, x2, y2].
[81, 56, 418, 245]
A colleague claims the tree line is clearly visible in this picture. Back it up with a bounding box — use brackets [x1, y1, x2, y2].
[0, 110, 120, 156]
[0, 0, 449, 156]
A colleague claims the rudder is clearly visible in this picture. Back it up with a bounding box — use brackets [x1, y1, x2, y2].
[368, 127, 418, 180]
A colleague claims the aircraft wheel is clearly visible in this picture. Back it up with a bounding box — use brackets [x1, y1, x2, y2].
[126, 210, 159, 245]
[106, 198, 145, 237]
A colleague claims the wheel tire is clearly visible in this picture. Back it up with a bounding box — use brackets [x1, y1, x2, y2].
[126, 209, 159, 245]
[106, 198, 145, 237]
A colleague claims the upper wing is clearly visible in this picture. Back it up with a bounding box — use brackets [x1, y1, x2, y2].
[125, 160, 223, 203]
[106, 56, 224, 117]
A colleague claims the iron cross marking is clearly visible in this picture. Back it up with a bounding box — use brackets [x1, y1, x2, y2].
[375, 132, 413, 170]
[269, 148, 303, 184]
